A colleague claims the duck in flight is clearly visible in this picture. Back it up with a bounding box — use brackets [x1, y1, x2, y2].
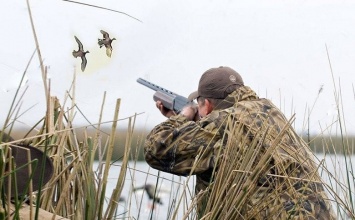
[98, 30, 116, 58]
[72, 36, 89, 72]
[133, 183, 170, 205]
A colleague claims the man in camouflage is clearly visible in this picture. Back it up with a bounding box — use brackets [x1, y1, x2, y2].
[144, 66, 335, 219]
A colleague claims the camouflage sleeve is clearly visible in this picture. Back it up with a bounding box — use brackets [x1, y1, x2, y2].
[144, 114, 221, 176]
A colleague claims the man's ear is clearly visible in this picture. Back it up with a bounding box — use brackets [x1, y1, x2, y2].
[205, 99, 214, 113]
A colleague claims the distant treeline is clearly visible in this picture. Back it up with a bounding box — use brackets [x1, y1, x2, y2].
[7, 127, 355, 160]
[304, 134, 355, 155]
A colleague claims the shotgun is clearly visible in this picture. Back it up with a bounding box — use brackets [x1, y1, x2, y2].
[137, 78, 192, 113]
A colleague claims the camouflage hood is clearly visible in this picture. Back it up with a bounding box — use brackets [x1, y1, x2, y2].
[213, 86, 259, 110]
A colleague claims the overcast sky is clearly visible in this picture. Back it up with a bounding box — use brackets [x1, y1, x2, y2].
[1, 0, 354, 135]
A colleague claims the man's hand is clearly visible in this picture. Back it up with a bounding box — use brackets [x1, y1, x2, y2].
[180, 104, 199, 121]
[156, 100, 176, 118]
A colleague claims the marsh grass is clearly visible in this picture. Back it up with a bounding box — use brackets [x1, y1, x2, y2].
[1, 59, 355, 220]
[1, 64, 131, 219]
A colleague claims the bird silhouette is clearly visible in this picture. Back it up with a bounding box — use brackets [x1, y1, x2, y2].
[133, 184, 167, 205]
[98, 30, 116, 58]
[72, 36, 89, 72]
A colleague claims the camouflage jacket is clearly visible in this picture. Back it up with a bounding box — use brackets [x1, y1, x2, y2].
[144, 86, 335, 219]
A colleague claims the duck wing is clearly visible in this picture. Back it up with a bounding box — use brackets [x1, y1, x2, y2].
[106, 47, 112, 58]
[72, 50, 79, 58]
[98, 39, 104, 47]
[80, 55, 87, 72]
[74, 36, 84, 51]
[100, 30, 110, 39]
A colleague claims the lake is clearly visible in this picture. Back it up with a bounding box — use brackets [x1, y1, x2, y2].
[97, 160, 195, 219]
[100, 154, 354, 220]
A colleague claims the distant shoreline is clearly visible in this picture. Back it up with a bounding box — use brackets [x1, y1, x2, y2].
[6, 127, 354, 159]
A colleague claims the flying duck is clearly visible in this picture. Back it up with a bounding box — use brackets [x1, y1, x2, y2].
[98, 30, 116, 58]
[72, 36, 89, 72]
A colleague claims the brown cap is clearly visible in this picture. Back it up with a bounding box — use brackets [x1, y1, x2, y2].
[188, 66, 244, 101]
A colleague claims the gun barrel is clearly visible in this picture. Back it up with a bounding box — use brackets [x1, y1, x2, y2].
[137, 78, 177, 95]
[137, 77, 192, 113]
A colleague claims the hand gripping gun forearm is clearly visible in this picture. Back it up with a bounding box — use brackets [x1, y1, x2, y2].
[137, 78, 192, 113]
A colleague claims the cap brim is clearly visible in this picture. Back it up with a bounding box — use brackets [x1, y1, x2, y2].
[188, 91, 199, 101]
